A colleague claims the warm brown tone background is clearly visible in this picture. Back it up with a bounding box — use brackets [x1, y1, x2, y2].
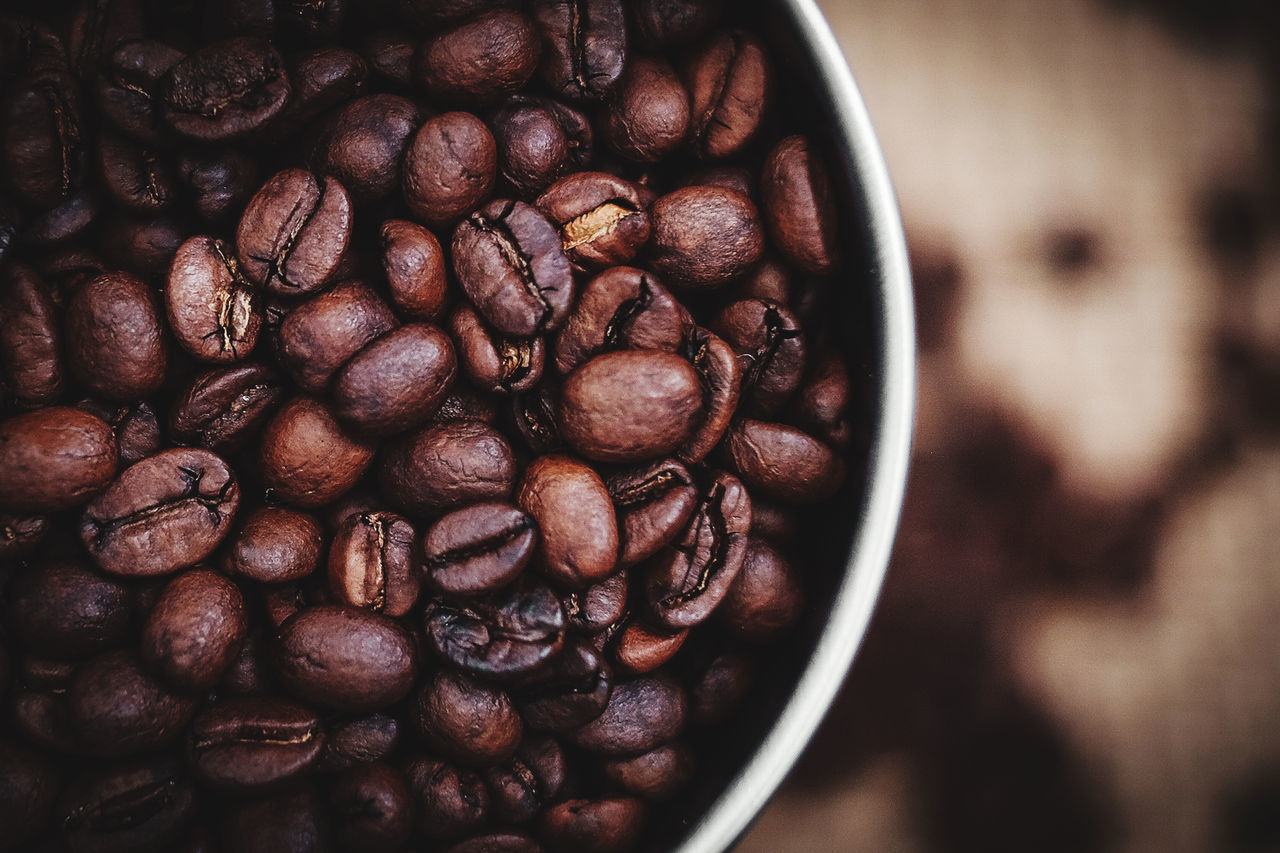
[740, 0, 1280, 850]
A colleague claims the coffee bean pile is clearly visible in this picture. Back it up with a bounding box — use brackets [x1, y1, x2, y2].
[0, 1, 858, 850]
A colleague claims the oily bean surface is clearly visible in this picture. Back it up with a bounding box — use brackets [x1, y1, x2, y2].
[0, 407, 117, 512]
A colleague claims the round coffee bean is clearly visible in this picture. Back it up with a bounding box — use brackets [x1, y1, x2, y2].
[141, 567, 247, 690]
[683, 30, 770, 160]
[490, 95, 590, 196]
[531, 0, 626, 100]
[724, 418, 844, 503]
[259, 396, 376, 508]
[627, 0, 722, 49]
[406, 756, 490, 841]
[318, 713, 401, 772]
[169, 363, 285, 454]
[719, 537, 803, 641]
[65, 272, 167, 401]
[313, 94, 424, 206]
[539, 796, 646, 853]
[689, 650, 753, 726]
[68, 649, 197, 758]
[602, 742, 694, 801]
[162, 36, 290, 141]
[414, 10, 540, 105]
[381, 219, 448, 320]
[606, 458, 698, 567]
[551, 266, 685, 375]
[413, 670, 522, 766]
[329, 762, 413, 852]
[6, 559, 132, 660]
[561, 569, 628, 634]
[379, 420, 517, 518]
[601, 56, 689, 163]
[0, 406, 117, 512]
[59, 755, 196, 853]
[761, 134, 840, 275]
[423, 502, 537, 596]
[80, 448, 240, 577]
[402, 111, 497, 229]
[167, 235, 262, 363]
[537, 172, 651, 273]
[517, 453, 617, 588]
[275, 605, 418, 712]
[189, 697, 323, 790]
[570, 675, 686, 756]
[0, 262, 63, 406]
[360, 31, 415, 88]
[177, 147, 261, 224]
[712, 297, 806, 415]
[276, 279, 398, 393]
[648, 186, 763, 288]
[328, 511, 421, 617]
[332, 322, 457, 437]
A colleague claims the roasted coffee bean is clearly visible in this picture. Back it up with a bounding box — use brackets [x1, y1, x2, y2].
[482, 735, 566, 824]
[712, 297, 806, 415]
[644, 469, 750, 630]
[607, 458, 698, 566]
[221, 629, 271, 696]
[33, 248, 107, 305]
[328, 511, 421, 617]
[65, 272, 167, 401]
[0, 739, 57, 849]
[97, 130, 177, 213]
[571, 675, 685, 756]
[330, 762, 413, 852]
[276, 280, 397, 393]
[405, 756, 490, 841]
[317, 713, 401, 772]
[97, 39, 185, 145]
[537, 172, 650, 273]
[0, 406, 117, 512]
[688, 650, 752, 726]
[602, 742, 693, 801]
[675, 327, 740, 464]
[18, 190, 101, 250]
[761, 134, 840, 275]
[445, 831, 543, 853]
[220, 785, 332, 853]
[380, 420, 517, 518]
[427, 583, 565, 679]
[601, 56, 689, 163]
[236, 168, 354, 296]
[68, 649, 197, 758]
[0, 262, 63, 406]
[275, 604, 418, 712]
[280, 0, 346, 40]
[272, 46, 367, 135]
[381, 219, 448, 320]
[80, 448, 240, 577]
[7, 559, 132, 660]
[162, 37, 290, 141]
[189, 697, 323, 790]
[332, 322, 457, 436]
[100, 214, 186, 275]
[0, 511, 49, 559]
[490, 95, 591, 196]
[516, 453, 617, 588]
[414, 670, 522, 766]
[791, 346, 854, 449]
[738, 254, 792, 304]
[561, 569, 627, 634]
[450, 303, 545, 394]
[313, 94, 423, 206]
[59, 755, 196, 853]
[360, 31, 415, 88]
[1, 71, 86, 210]
[627, 0, 723, 49]
[648, 186, 763, 288]
[414, 10, 541, 105]
[423, 501, 537, 597]
[259, 396, 376, 508]
[612, 620, 687, 675]
[516, 639, 612, 732]
[174, 147, 259, 225]
[400, 0, 521, 25]
[724, 418, 844, 503]
[11, 683, 80, 755]
[559, 350, 703, 463]
[263, 582, 310, 630]
[68, 0, 146, 80]
[539, 796, 646, 853]
[452, 199, 574, 338]
[531, 0, 626, 100]
[141, 567, 247, 689]
[402, 111, 497, 229]
[551, 266, 684, 375]
[683, 30, 770, 160]
[170, 363, 284, 453]
[718, 537, 803, 641]
[748, 497, 800, 544]
[83, 399, 163, 466]
[509, 384, 561, 454]
[167, 236, 262, 363]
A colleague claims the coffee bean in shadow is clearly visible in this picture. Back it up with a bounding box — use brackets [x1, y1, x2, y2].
[235, 168, 354, 297]
[169, 363, 284, 454]
[402, 111, 497, 230]
[405, 756, 490, 842]
[166, 236, 262, 364]
[648, 185, 764, 289]
[332, 322, 457, 437]
[602, 741, 694, 801]
[682, 29, 771, 160]
[426, 583, 566, 679]
[265, 46, 368, 140]
[444, 831, 543, 853]
[490, 95, 592, 196]
[413, 9, 541, 106]
[675, 327, 740, 465]
[141, 567, 247, 690]
[626, 0, 723, 49]
[18, 190, 102, 251]
[482, 735, 566, 824]
[688, 650, 753, 726]
[67, 0, 146, 80]
[0, 739, 57, 850]
[176, 147, 260, 224]
[761, 134, 840, 275]
[790, 346, 854, 450]
[600, 56, 690, 163]
[100, 214, 185, 276]
[0, 511, 50, 560]
[188, 697, 324, 791]
[509, 384, 562, 455]
[312, 94, 423, 206]
[551, 266, 685, 375]
[413, 670, 522, 766]
[219, 784, 332, 853]
[516, 453, 617, 588]
[68, 649, 197, 758]
[65, 272, 167, 402]
[449, 303, 545, 395]
[59, 755, 196, 853]
[0, 407, 117, 512]
[423, 501, 537, 597]
[275, 280, 397, 393]
[561, 569, 628, 635]
[220, 629, 270, 696]
[712, 297, 806, 416]
[380, 219, 448, 320]
[515, 639, 613, 733]
[161, 36, 290, 142]
[317, 713, 401, 772]
[718, 537, 803, 642]
[97, 129, 177, 213]
[724, 418, 844, 503]
[531, 0, 626, 101]
[570, 675, 686, 757]
[1, 70, 86, 210]
[80, 448, 240, 577]
[0, 261, 64, 406]
[329, 762, 413, 853]
[259, 396, 376, 508]
[328, 511, 421, 617]
[360, 31, 415, 89]
[607, 458, 698, 567]
[79, 399, 162, 467]
[96, 39, 185, 146]
[537, 172, 651, 274]
[6, 559, 132, 660]
[379, 420, 517, 518]
[612, 620, 688, 675]
[538, 796, 646, 853]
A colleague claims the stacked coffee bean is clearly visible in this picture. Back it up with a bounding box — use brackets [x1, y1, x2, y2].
[0, 0, 858, 850]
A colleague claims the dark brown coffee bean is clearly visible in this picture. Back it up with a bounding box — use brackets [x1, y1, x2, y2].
[531, 0, 625, 101]
[97, 129, 177, 213]
[66, 272, 167, 401]
[262, 581, 310, 630]
[100, 214, 186, 275]
[516, 453, 617, 588]
[60, 755, 196, 853]
[683, 30, 770, 160]
[189, 697, 323, 790]
[0, 406, 116, 511]
[0, 511, 50, 559]
[749, 498, 800, 544]
[675, 327, 740, 464]
[259, 396, 376, 508]
[601, 742, 693, 801]
[559, 350, 703, 463]
[1, 72, 86, 210]
[648, 186, 763, 288]
[761, 134, 839, 275]
[67, 0, 146, 79]
[444, 831, 543, 853]
[627, 0, 722, 49]
[0, 262, 63, 406]
[536, 172, 650, 273]
[379, 420, 517, 518]
[561, 569, 627, 634]
[276, 280, 397, 393]
[333, 322, 457, 436]
[80, 399, 162, 467]
[10, 683, 79, 755]
[719, 537, 803, 641]
[423, 501, 537, 597]
[724, 419, 844, 503]
[406, 756, 490, 841]
[6, 559, 132, 660]
[606, 458, 697, 567]
[482, 735, 566, 824]
[601, 56, 689, 163]
[402, 111, 497, 229]
[328, 511, 421, 617]
[275, 605, 418, 712]
[675, 164, 754, 199]
[490, 95, 590, 196]
[509, 384, 562, 454]
[413, 670, 522, 766]
[162, 37, 290, 141]
[141, 567, 247, 689]
[170, 363, 284, 453]
[270, 46, 368, 138]
[414, 10, 540, 105]
[738, 254, 791, 305]
[313, 94, 423, 206]
[539, 796, 645, 853]
[401, 0, 521, 25]
[450, 303, 545, 394]
[712, 297, 806, 415]
[570, 675, 685, 756]
[221, 629, 270, 696]
[452, 199, 574, 338]
[68, 649, 197, 758]
[0, 739, 57, 850]
[236, 168, 354, 297]
[280, 0, 346, 40]
[791, 346, 854, 449]
[612, 620, 687, 675]
[97, 39, 185, 145]
[644, 469, 750, 630]
[330, 762, 413, 852]
[427, 583, 565, 679]
[18, 190, 102, 250]
[176, 147, 260, 224]
[689, 650, 752, 726]
[80, 448, 240, 577]
[360, 31, 415, 88]
[220, 785, 332, 853]
[317, 713, 401, 772]
[551, 266, 685, 375]
[515, 638, 612, 732]
[381, 219, 448, 320]
[33, 248, 107, 306]
[166, 235, 262, 363]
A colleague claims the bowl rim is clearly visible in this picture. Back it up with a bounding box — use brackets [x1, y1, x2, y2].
[671, 1, 916, 851]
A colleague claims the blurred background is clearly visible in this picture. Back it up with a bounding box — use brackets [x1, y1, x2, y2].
[741, 0, 1280, 850]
